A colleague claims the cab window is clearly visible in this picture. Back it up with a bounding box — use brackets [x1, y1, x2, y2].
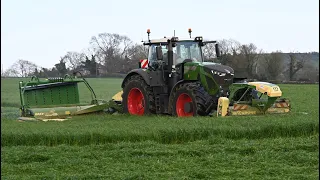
[148, 45, 168, 63]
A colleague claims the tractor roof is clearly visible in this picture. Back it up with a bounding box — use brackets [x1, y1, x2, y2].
[144, 36, 202, 44]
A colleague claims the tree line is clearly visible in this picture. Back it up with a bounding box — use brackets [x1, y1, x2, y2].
[2, 33, 319, 82]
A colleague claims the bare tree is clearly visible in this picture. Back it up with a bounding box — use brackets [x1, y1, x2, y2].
[298, 61, 319, 82]
[287, 52, 311, 80]
[82, 47, 107, 66]
[90, 33, 123, 56]
[217, 39, 242, 65]
[81, 47, 103, 76]
[40, 67, 60, 77]
[122, 44, 149, 72]
[120, 35, 134, 58]
[90, 33, 134, 73]
[3, 68, 19, 77]
[202, 43, 216, 61]
[54, 57, 68, 76]
[217, 40, 260, 78]
[219, 39, 241, 55]
[263, 51, 284, 80]
[237, 43, 261, 78]
[62, 52, 86, 71]
[126, 44, 148, 60]
[6, 59, 39, 77]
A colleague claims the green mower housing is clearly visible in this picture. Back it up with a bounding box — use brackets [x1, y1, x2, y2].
[19, 75, 108, 120]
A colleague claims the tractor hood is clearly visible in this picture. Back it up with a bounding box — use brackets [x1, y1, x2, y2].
[202, 62, 234, 96]
[202, 62, 234, 75]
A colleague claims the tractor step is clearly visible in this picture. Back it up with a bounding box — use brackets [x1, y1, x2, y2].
[155, 94, 169, 114]
[155, 96, 161, 113]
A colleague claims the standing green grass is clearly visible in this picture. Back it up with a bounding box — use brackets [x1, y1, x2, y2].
[1, 114, 318, 146]
[1, 136, 318, 179]
[1, 78, 319, 179]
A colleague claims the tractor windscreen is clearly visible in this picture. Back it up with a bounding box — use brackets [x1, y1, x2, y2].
[148, 41, 203, 65]
[174, 41, 203, 64]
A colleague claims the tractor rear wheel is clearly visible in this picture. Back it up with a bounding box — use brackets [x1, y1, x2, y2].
[122, 75, 155, 115]
[171, 82, 214, 117]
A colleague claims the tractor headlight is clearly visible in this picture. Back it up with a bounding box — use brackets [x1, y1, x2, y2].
[194, 36, 203, 41]
[211, 70, 226, 76]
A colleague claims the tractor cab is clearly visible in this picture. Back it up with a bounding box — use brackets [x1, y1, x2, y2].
[147, 39, 204, 66]
[143, 28, 221, 74]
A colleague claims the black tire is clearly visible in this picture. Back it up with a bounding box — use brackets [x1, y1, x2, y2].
[170, 82, 215, 117]
[122, 75, 155, 115]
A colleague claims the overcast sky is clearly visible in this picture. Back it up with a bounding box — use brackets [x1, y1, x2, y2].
[1, 0, 319, 70]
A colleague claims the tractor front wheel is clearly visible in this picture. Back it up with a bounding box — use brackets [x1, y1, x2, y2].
[122, 75, 155, 115]
[171, 82, 214, 117]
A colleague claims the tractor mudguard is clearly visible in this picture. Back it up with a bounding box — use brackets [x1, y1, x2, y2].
[168, 80, 198, 102]
[169, 80, 185, 97]
[121, 69, 151, 88]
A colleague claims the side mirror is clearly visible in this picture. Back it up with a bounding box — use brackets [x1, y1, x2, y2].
[215, 44, 221, 57]
[156, 46, 163, 60]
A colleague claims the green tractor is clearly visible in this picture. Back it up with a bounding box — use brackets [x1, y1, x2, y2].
[117, 29, 290, 117]
[18, 29, 290, 121]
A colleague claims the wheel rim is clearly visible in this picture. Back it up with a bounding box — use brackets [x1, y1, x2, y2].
[176, 93, 193, 117]
[127, 88, 145, 115]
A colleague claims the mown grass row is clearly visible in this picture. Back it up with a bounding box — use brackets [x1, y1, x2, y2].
[2, 114, 318, 146]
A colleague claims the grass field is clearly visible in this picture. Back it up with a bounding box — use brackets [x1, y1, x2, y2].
[1, 77, 319, 179]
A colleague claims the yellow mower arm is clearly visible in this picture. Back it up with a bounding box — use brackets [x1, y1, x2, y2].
[112, 91, 123, 102]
